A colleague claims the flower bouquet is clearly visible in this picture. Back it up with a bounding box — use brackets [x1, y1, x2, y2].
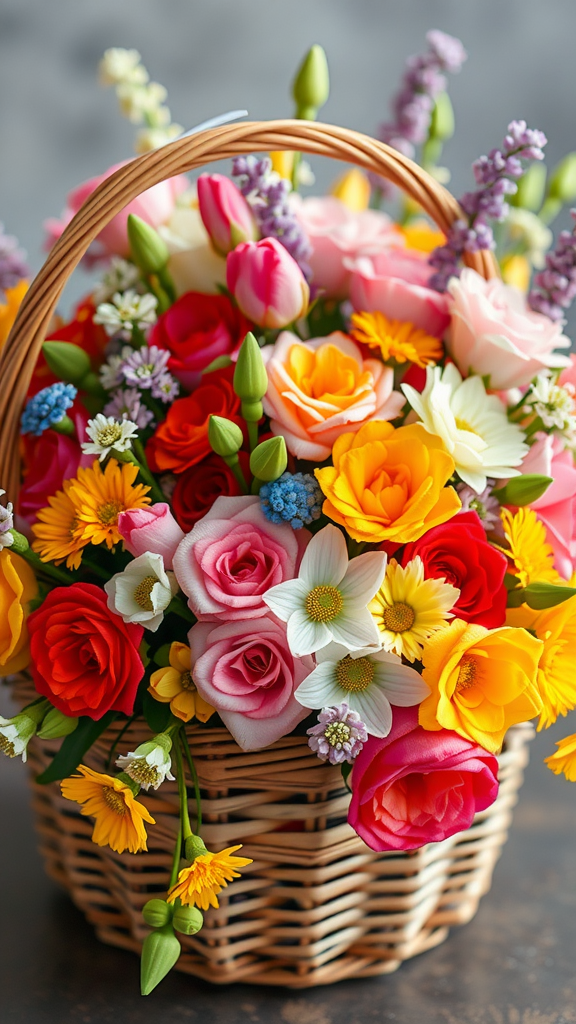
[2, 33, 576, 993]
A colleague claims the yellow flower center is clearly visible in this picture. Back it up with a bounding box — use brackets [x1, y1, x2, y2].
[179, 670, 196, 691]
[97, 423, 123, 447]
[324, 721, 353, 748]
[456, 656, 477, 693]
[0, 734, 16, 757]
[97, 499, 124, 526]
[335, 655, 374, 692]
[454, 417, 478, 434]
[305, 585, 344, 623]
[133, 575, 158, 611]
[126, 758, 159, 786]
[102, 786, 127, 815]
[382, 601, 416, 633]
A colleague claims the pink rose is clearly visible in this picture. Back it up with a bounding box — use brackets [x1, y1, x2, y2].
[117, 503, 185, 571]
[291, 195, 401, 298]
[520, 433, 576, 578]
[44, 163, 189, 261]
[189, 616, 313, 749]
[197, 173, 258, 255]
[348, 707, 499, 852]
[559, 353, 576, 392]
[172, 495, 309, 620]
[446, 268, 570, 390]
[262, 331, 405, 460]
[347, 249, 451, 337]
[226, 237, 309, 329]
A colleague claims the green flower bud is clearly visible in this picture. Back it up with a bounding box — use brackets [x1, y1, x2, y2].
[42, 341, 104, 396]
[8, 529, 30, 555]
[547, 153, 576, 202]
[493, 474, 553, 507]
[184, 834, 208, 861]
[292, 44, 330, 120]
[127, 214, 170, 275]
[233, 332, 268, 407]
[507, 580, 576, 610]
[142, 899, 172, 929]
[250, 436, 287, 484]
[50, 415, 75, 437]
[140, 923, 181, 995]
[511, 161, 547, 211]
[208, 415, 244, 458]
[172, 905, 204, 936]
[37, 707, 79, 740]
[429, 93, 454, 142]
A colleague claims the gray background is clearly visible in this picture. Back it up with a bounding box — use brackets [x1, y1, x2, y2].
[2, 2, 576, 1022]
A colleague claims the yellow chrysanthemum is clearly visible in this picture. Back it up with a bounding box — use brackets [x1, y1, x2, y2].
[31, 479, 89, 569]
[545, 732, 576, 781]
[499, 507, 561, 587]
[61, 765, 155, 854]
[0, 279, 28, 349]
[167, 845, 253, 911]
[69, 458, 151, 549]
[350, 310, 443, 368]
[368, 556, 460, 663]
[507, 596, 576, 729]
[149, 642, 215, 724]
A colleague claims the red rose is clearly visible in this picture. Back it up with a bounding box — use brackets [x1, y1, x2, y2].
[19, 401, 91, 523]
[401, 509, 508, 628]
[28, 583, 144, 719]
[149, 291, 253, 390]
[172, 451, 250, 530]
[146, 367, 241, 474]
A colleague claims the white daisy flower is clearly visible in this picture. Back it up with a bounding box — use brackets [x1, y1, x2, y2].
[0, 713, 37, 762]
[94, 289, 158, 339]
[93, 257, 141, 304]
[116, 735, 174, 791]
[295, 642, 429, 738]
[104, 551, 179, 632]
[81, 413, 139, 461]
[402, 363, 528, 493]
[262, 524, 386, 658]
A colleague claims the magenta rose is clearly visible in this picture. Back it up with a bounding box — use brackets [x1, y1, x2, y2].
[118, 503, 185, 570]
[520, 433, 576, 578]
[347, 249, 451, 337]
[172, 495, 309, 621]
[189, 616, 313, 749]
[348, 707, 499, 851]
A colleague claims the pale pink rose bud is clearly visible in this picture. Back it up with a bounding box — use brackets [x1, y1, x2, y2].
[197, 173, 258, 256]
[118, 503, 185, 570]
[226, 237, 310, 329]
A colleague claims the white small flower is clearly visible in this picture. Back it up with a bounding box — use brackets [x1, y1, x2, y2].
[0, 489, 14, 548]
[135, 124, 184, 154]
[99, 48, 148, 87]
[116, 735, 174, 790]
[94, 289, 158, 339]
[402, 363, 528, 494]
[99, 346, 134, 390]
[295, 642, 429, 738]
[526, 372, 576, 443]
[117, 80, 169, 125]
[105, 551, 179, 632]
[81, 413, 139, 461]
[263, 524, 386, 658]
[93, 257, 141, 304]
[0, 713, 36, 762]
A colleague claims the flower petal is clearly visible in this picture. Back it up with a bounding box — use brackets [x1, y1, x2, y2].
[340, 550, 387, 603]
[349, 688, 392, 738]
[262, 578, 308, 621]
[331, 609, 381, 651]
[287, 609, 332, 657]
[372, 658, 430, 706]
[294, 663, 341, 708]
[299, 524, 348, 587]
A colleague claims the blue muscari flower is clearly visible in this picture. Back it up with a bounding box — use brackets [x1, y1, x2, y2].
[21, 383, 77, 436]
[260, 471, 323, 530]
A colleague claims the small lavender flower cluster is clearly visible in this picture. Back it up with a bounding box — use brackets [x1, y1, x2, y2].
[260, 471, 323, 529]
[103, 387, 155, 430]
[100, 344, 179, 416]
[20, 383, 77, 436]
[528, 209, 576, 321]
[377, 30, 467, 160]
[456, 479, 501, 534]
[429, 120, 547, 291]
[307, 704, 368, 765]
[0, 223, 29, 292]
[232, 156, 312, 281]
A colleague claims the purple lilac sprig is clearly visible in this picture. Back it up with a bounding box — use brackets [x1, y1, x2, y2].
[232, 155, 312, 281]
[307, 704, 368, 765]
[0, 223, 29, 292]
[429, 120, 547, 292]
[528, 209, 576, 321]
[103, 387, 155, 429]
[120, 345, 179, 403]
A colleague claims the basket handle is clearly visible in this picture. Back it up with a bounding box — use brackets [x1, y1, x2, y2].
[0, 119, 498, 496]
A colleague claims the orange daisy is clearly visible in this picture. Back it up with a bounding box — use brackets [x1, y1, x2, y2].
[350, 310, 443, 367]
[61, 765, 155, 853]
[31, 479, 89, 569]
[69, 458, 151, 549]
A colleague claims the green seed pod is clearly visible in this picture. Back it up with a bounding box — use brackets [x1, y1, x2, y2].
[493, 474, 553, 507]
[127, 213, 170, 274]
[429, 93, 455, 142]
[250, 436, 288, 484]
[233, 332, 268, 406]
[37, 708, 79, 740]
[142, 899, 172, 929]
[172, 905, 204, 936]
[512, 161, 547, 211]
[42, 341, 92, 387]
[140, 923, 181, 995]
[547, 153, 576, 203]
[292, 44, 330, 120]
[184, 834, 208, 861]
[208, 415, 244, 458]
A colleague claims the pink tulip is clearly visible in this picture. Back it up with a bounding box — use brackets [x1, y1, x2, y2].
[226, 237, 310, 329]
[197, 173, 258, 255]
[118, 503, 185, 570]
[347, 249, 451, 338]
[44, 163, 189, 261]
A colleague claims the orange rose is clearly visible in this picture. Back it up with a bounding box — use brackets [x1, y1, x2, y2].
[0, 549, 38, 674]
[315, 421, 461, 544]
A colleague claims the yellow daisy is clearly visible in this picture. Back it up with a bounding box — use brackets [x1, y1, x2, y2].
[69, 458, 151, 549]
[167, 844, 253, 911]
[61, 765, 155, 853]
[499, 507, 561, 587]
[507, 595, 576, 729]
[31, 480, 89, 569]
[369, 556, 460, 663]
[149, 642, 215, 724]
[350, 310, 443, 368]
[545, 732, 576, 781]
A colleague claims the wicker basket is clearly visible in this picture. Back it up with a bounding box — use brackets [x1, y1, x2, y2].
[2, 121, 518, 987]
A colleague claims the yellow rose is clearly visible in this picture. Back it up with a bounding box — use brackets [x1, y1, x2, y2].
[315, 420, 461, 544]
[0, 549, 38, 674]
[419, 618, 543, 753]
[507, 597, 576, 729]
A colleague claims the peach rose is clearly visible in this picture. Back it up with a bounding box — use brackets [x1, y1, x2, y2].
[347, 249, 451, 337]
[315, 421, 461, 544]
[446, 268, 570, 390]
[262, 331, 405, 461]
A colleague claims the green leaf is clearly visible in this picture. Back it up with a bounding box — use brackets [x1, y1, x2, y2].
[507, 580, 576, 610]
[36, 712, 117, 784]
[152, 643, 172, 668]
[504, 572, 522, 592]
[143, 690, 173, 733]
[493, 474, 553, 507]
[341, 762, 353, 793]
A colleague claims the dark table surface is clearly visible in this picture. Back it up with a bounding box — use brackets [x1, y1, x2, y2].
[2, 689, 575, 1024]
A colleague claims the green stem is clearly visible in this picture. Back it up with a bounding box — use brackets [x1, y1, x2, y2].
[116, 441, 165, 503]
[15, 545, 75, 586]
[291, 151, 301, 192]
[174, 735, 193, 842]
[246, 420, 259, 452]
[181, 733, 202, 836]
[168, 827, 183, 890]
[105, 714, 138, 770]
